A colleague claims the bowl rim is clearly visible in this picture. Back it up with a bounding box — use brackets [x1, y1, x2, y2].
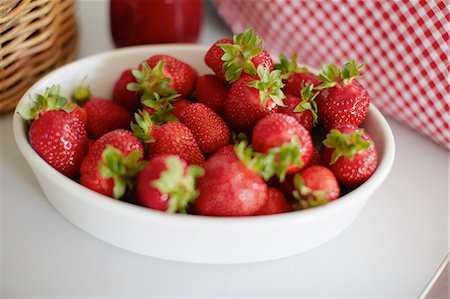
[12, 44, 396, 228]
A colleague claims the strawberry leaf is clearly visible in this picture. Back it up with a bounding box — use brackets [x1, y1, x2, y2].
[131, 110, 156, 143]
[152, 156, 204, 213]
[141, 92, 180, 125]
[234, 137, 303, 182]
[127, 60, 180, 105]
[71, 77, 91, 103]
[262, 136, 303, 182]
[274, 53, 311, 79]
[231, 131, 248, 144]
[17, 85, 74, 121]
[247, 65, 286, 107]
[316, 59, 364, 89]
[218, 28, 264, 83]
[293, 84, 319, 126]
[99, 145, 144, 199]
[292, 174, 329, 209]
[322, 128, 372, 164]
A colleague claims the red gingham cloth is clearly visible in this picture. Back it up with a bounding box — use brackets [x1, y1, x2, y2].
[214, 0, 450, 149]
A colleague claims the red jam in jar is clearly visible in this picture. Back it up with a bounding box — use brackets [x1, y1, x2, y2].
[110, 0, 203, 47]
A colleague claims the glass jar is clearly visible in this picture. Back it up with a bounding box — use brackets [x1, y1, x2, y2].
[110, 0, 202, 48]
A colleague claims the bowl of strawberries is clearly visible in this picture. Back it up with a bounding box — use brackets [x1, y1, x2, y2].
[13, 29, 395, 264]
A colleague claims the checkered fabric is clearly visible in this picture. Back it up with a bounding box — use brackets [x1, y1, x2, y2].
[214, 0, 449, 149]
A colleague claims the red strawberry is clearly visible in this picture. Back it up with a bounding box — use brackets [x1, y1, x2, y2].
[180, 103, 230, 155]
[82, 98, 132, 139]
[210, 144, 238, 161]
[145, 55, 197, 97]
[268, 175, 296, 200]
[113, 69, 141, 112]
[88, 139, 95, 151]
[18, 85, 88, 177]
[172, 98, 192, 119]
[194, 154, 268, 216]
[293, 165, 340, 209]
[223, 66, 286, 132]
[80, 129, 144, 198]
[316, 60, 370, 129]
[195, 74, 229, 114]
[278, 84, 319, 131]
[321, 125, 377, 187]
[132, 110, 204, 165]
[136, 155, 204, 212]
[205, 28, 273, 83]
[204, 38, 232, 82]
[275, 53, 320, 96]
[252, 113, 313, 178]
[307, 147, 322, 167]
[256, 188, 292, 215]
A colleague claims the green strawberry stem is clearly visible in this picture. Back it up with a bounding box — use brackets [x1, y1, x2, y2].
[17, 85, 74, 121]
[316, 59, 364, 89]
[152, 156, 204, 213]
[130, 110, 156, 143]
[262, 136, 303, 182]
[274, 53, 311, 79]
[292, 174, 329, 209]
[142, 92, 179, 125]
[231, 131, 248, 144]
[98, 145, 144, 199]
[218, 28, 264, 83]
[246, 65, 286, 107]
[293, 84, 319, 126]
[71, 78, 92, 103]
[127, 60, 180, 105]
[322, 128, 372, 164]
[234, 137, 303, 182]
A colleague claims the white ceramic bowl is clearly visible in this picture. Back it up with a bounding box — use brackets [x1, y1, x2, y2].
[13, 45, 395, 264]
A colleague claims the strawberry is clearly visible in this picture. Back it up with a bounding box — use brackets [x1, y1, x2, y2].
[268, 175, 296, 200]
[81, 97, 132, 139]
[256, 188, 292, 215]
[132, 110, 204, 165]
[278, 84, 319, 131]
[204, 38, 232, 82]
[113, 69, 141, 112]
[321, 125, 377, 186]
[80, 129, 144, 198]
[307, 146, 322, 167]
[136, 155, 204, 212]
[194, 154, 268, 216]
[223, 66, 286, 132]
[145, 55, 197, 97]
[127, 60, 181, 105]
[275, 53, 320, 96]
[315, 60, 370, 129]
[172, 98, 192, 119]
[210, 144, 238, 161]
[252, 113, 313, 179]
[293, 165, 340, 209]
[205, 28, 273, 83]
[195, 74, 229, 114]
[17, 85, 88, 177]
[180, 103, 230, 155]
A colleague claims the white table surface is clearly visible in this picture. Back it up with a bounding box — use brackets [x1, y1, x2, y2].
[1, 1, 449, 298]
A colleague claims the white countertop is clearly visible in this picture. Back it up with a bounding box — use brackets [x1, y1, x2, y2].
[1, 1, 449, 298]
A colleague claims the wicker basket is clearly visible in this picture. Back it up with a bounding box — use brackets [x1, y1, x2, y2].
[0, 0, 78, 113]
